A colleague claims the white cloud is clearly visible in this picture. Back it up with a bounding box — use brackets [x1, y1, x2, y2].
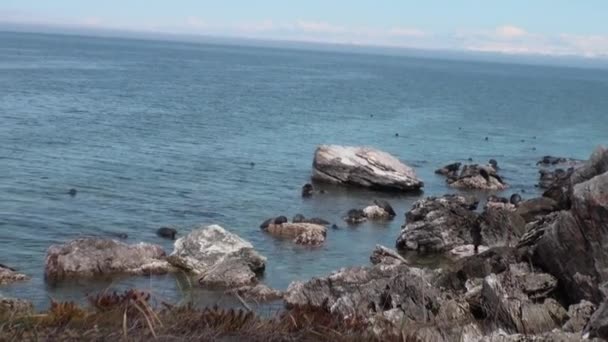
[495, 25, 527, 39]
[295, 20, 347, 34]
[388, 27, 427, 38]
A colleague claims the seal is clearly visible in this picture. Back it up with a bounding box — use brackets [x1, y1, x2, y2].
[344, 209, 366, 224]
[157, 227, 177, 240]
[292, 214, 306, 223]
[509, 193, 522, 206]
[273, 216, 288, 225]
[301, 183, 314, 198]
[372, 199, 396, 217]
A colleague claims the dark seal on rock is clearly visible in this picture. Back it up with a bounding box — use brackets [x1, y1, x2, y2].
[260, 218, 273, 230]
[157, 227, 177, 240]
[344, 209, 366, 224]
[301, 183, 314, 198]
[489, 159, 498, 170]
[273, 216, 288, 225]
[373, 199, 396, 217]
[510, 193, 522, 206]
[304, 217, 330, 225]
[292, 214, 306, 223]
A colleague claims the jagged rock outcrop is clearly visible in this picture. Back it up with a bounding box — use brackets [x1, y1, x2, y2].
[44, 238, 173, 281]
[168, 225, 266, 288]
[396, 195, 479, 253]
[312, 145, 423, 192]
[440, 163, 507, 190]
[563, 300, 596, 333]
[515, 197, 560, 223]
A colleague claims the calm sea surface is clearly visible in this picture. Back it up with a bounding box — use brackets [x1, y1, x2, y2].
[1, 31, 607, 309]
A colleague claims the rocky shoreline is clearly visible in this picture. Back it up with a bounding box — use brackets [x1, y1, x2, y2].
[2, 144, 608, 340]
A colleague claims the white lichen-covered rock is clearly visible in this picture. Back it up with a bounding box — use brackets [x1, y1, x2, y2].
[447, 164, 508, 190]
[264, 223, 326, 245]
[447, 244, 489, 261]
[44, 238, 173, 281]
[168, 225, 266, 288]
[312, 145, 423, 192]
[0, 264, 28, 285]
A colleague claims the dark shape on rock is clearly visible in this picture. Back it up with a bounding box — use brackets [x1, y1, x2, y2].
[468, 158, 473, 161]
[113, 233, 128, 239]
[509, 193, 522, 206]
[435, 162, 461, 180]
[344, 209, 366, 224]
[304, 217, 330, 226]
[260, 218, 273, 230]
[373, 199, 396, 217]
[442, 164, 507, 190]
[273, 216, 288, 225]
[487, 195, 509, 204]
[68, 188, 77, 197]
[301, 183, 314, 198]
[157, 227, 177, 240]
[292, 214, 305, 223]
[489, 159, 498, 170]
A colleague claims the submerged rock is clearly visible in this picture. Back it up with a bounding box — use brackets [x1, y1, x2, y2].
[312, 145, 423, 192]
[0, 264, 28, 285]
[396, 195, 478, 253]
[168, 225, 266, 288]
[44, 238, 173, 281]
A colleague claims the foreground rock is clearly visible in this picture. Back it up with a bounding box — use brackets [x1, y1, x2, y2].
[168, 225, 266, 288]
[370, 245, 407, 266]
[0, 264, 28, 285]
[584, 300, 608, 340]
[312, 145, 423, 192]
[515, 197, 560, 222]
[396, 195, 479, 253]
[0, 297, 33, 317]
[45, 238, 173, 281]
[437, 162, 507, 190]
[264, 222, 327, 245]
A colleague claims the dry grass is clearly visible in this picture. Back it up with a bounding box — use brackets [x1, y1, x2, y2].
[0, 289, 381, 342]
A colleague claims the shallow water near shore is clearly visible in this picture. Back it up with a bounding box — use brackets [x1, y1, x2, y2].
[1, 31, 608, 309]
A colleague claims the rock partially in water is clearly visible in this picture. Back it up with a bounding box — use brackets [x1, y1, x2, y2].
[312, 145, 423, 192]
[446, 164, 508, 190]
[168, 225, 266, 288]
[396, 194, 478, 254]
[0, 297, 33, 318]
[44, 238, 173, 281]
[563, 300, 596, 333]
[0, 264, 28, 285]
[344, 208, 367, 224]
[264, 223, 327, 245]
[225, 284, 283, 302]
[435, 162, 462, 179]
[362, 205, 391, 220]
[370, 245, 407, 266]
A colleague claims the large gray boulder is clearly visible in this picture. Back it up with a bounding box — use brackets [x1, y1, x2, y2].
[44, 238, 173, 281]
[584, 300, 608, 340]
[168, 225, 266, 288]
[396, 195, 478, 253]
[312, 145, 423, 192]
[0, 264, 28, 285]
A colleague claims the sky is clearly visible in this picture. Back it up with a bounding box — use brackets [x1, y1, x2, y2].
[2, 0, 608, 59]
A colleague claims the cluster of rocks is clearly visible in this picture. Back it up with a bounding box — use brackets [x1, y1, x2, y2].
[436, 160, 507, 190]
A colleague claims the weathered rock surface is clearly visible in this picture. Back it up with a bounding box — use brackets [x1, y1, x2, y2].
[284, 263, 442, 321]
[584, 300, 608, 340]
[0, 264, 28, 285]
[312, 145, 423, 192]
[225, 284, 283, 302]
[445, 163, 507, 190]
[563, 300, 596, 333]
[168, 225, 266, 288]
[264, 223, 327, 245]
[0, 297, 33, 317]
[396, 195, 478, 253]
[344, 208, 367, 224]
[370, 245, 407, 266]
[44, 238, 173, 281]
[515, 197, 560, 222]
[478, 207, 526, 247]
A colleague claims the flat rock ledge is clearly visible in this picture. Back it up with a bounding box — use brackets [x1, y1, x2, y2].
[44, 238, 173, 281]
[168, 225, 267, 288]
[312, 145, 423, 192]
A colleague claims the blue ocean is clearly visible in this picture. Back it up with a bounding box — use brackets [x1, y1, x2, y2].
[1, 31, 607, 308]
